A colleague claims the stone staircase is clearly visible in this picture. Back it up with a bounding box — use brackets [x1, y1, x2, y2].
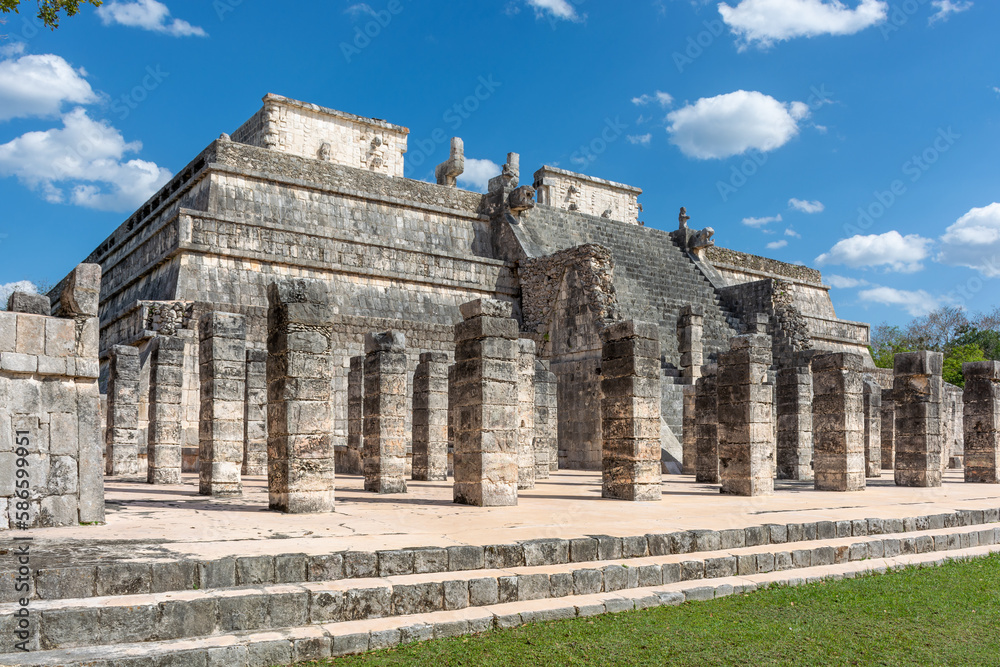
[4, 506, 1000, 666]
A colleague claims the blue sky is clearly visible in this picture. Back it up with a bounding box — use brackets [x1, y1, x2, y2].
[0, 0, 997, 328]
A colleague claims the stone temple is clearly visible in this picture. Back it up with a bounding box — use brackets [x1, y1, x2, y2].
[0, 95, 987, 665]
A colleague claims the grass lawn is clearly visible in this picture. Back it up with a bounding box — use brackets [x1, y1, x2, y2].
[300, 555, 1000, 666]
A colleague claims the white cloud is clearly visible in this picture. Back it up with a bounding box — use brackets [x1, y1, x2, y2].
[815, 231, 933, 273]
[858, 286, 939, 317]
[994, 86, 1000, 96]
[525, 0, 580, 20]
[666, 90, 807, 160]
[0, 280, 38, 309]
[785, 227, 802, 238]
[824, 274, 869, 288]
[457, 158, 501, 193]
[0, 107, 172, 212]
[0, 54, 98, 122]
[632, 91, 673, 107]
[0, 42, 26, 57]
[789, 198, 824, 213]
[767, 240, 788, 250]
[718, 0, 888, 49]
[929, 0, 972, 25]
[96, 0, 207, 37]
[742, 214, 782, 228]
[346, 3, 376, 17]
[627, 134, 652, 146]
[937, 203, 1000, 277]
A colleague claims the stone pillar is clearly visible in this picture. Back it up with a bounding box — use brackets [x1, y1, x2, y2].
[105, 345, 140, 476]
[344, 356, 365, 475]
[534, 358, 558, 477]
[863, 379, 882, 478]
[517, 339, 537, 490]
[811, 353, 866, 492]
[448, 363, 457, 477]
[679, 306, 704, 381]
[147, 336, 185, 485]
[453, 299, 519, 507]
[243, 349, 268, 476]
[893, 351, 944, 488]
[695, 364, 719, 484]
[963, 361, 1000, 483]
[198, 312, 247, 497]
[363, 331, 408, 494]
[599, 320, 662, 502]
[718, 331, 774, 497]
[266, 281, 335, 513]
[681, 385, 697, 475]
[412, 352, 449, 482]
[881, 388, 896, 470]
[776, 353, 814, 481]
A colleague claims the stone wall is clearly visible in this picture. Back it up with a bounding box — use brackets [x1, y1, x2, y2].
[533, 166, 642, 225]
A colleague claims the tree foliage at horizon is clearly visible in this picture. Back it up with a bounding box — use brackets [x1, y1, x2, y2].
[0, 0, 100, 30]
[870, 306, 1000, 386]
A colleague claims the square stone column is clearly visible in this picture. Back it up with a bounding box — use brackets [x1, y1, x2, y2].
[243, 349, 268, 476]
[893, 351, 944, 488]
[681, 385, 697, 475]
[266, 280, 335, 513]
[718, 332, 774, 497]
[534, 358, 558, 477]
[147, 336, 185, 485]
[963, 361, 1000, 483]
[881, 388, 896, 470]
[678, 306, 704, 381]
[863, 379, 882, 478]
[412, 352, 449, 482]
[517, 339, 537, 490]
[776, 352, 814, 481]
[600, 320, 662, 502]
[453, 299, 519, 507]
[812, 353, 866, 492]
[106, 344, 140, 476]
[695, 364, 719, 484]
[363, 331, 408, 494]
[345, 356, 365, 475]
[448, 363, 457, 477]
[198, 312, 248, 497]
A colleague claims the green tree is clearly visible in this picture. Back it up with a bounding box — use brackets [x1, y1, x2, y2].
[0, 0, 101, 30]
[869, 324, 914, 369]
[953, 327, 1000, 361]
[943, 344, 987, 387]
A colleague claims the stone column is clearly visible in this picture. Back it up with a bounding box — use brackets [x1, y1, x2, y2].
[517, 339, 537, 490]
[106, 345, 140, 476]
[963, 361, 1000, 483]
[266, 281, 335, 513]
[679, 306, 704, 382]
[811, 353, 866, 492]
[448, 363, 457, 477]
[863, 379, 882, 478]
[776, 353, 814, 481]
[147, 336, 185, 485]
[893, 351, 944, 488]
[600, 320, 662, 502]
[363, 331, 408, 494]
[718, 331, 774, 497]
[695, 364, 719, 484]
[881, 388, 896, 470]
[534, 358, 558, 477]
[198, 312, 247, 497]
[345, 356, 365, 475]
[243, 349, 268, 476]
[682, 385, 697, 475]
[453, 299, 519, 507]
[412, 352, 449, 482]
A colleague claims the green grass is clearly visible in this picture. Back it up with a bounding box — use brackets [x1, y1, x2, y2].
[302, 555, 1000, 666]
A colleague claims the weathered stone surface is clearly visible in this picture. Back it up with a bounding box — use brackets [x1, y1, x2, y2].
[695, 364, 719, 483]
[148, 336, 186, 485]
[600, 320, 662, 501]
[243, 349, 268, 476]
[777, 352, 814, 481]
[106, 345, 140, 476]
[199, 311, 248, 497]
[412, 352, 449, 482]
[812, 353, 866, 492]
[7, 291, 50, 315]
[963, 361, 1000, 483]
[864, 379, 882, 478]
[345, 355, 365, 476]
[882, 387, 896, 470]
[364, 331, 408, 494]
[534, 358, 558, 475]
[894, 351, 944, 488]
[517, 339, 536, 490]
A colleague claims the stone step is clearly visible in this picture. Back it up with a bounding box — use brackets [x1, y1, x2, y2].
[5, 522, 997, 653]
[7, 506, 996, 606]
[6, 543, 1000, 667]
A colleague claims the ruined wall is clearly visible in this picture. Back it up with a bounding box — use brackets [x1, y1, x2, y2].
[533, 166, 642, 226]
